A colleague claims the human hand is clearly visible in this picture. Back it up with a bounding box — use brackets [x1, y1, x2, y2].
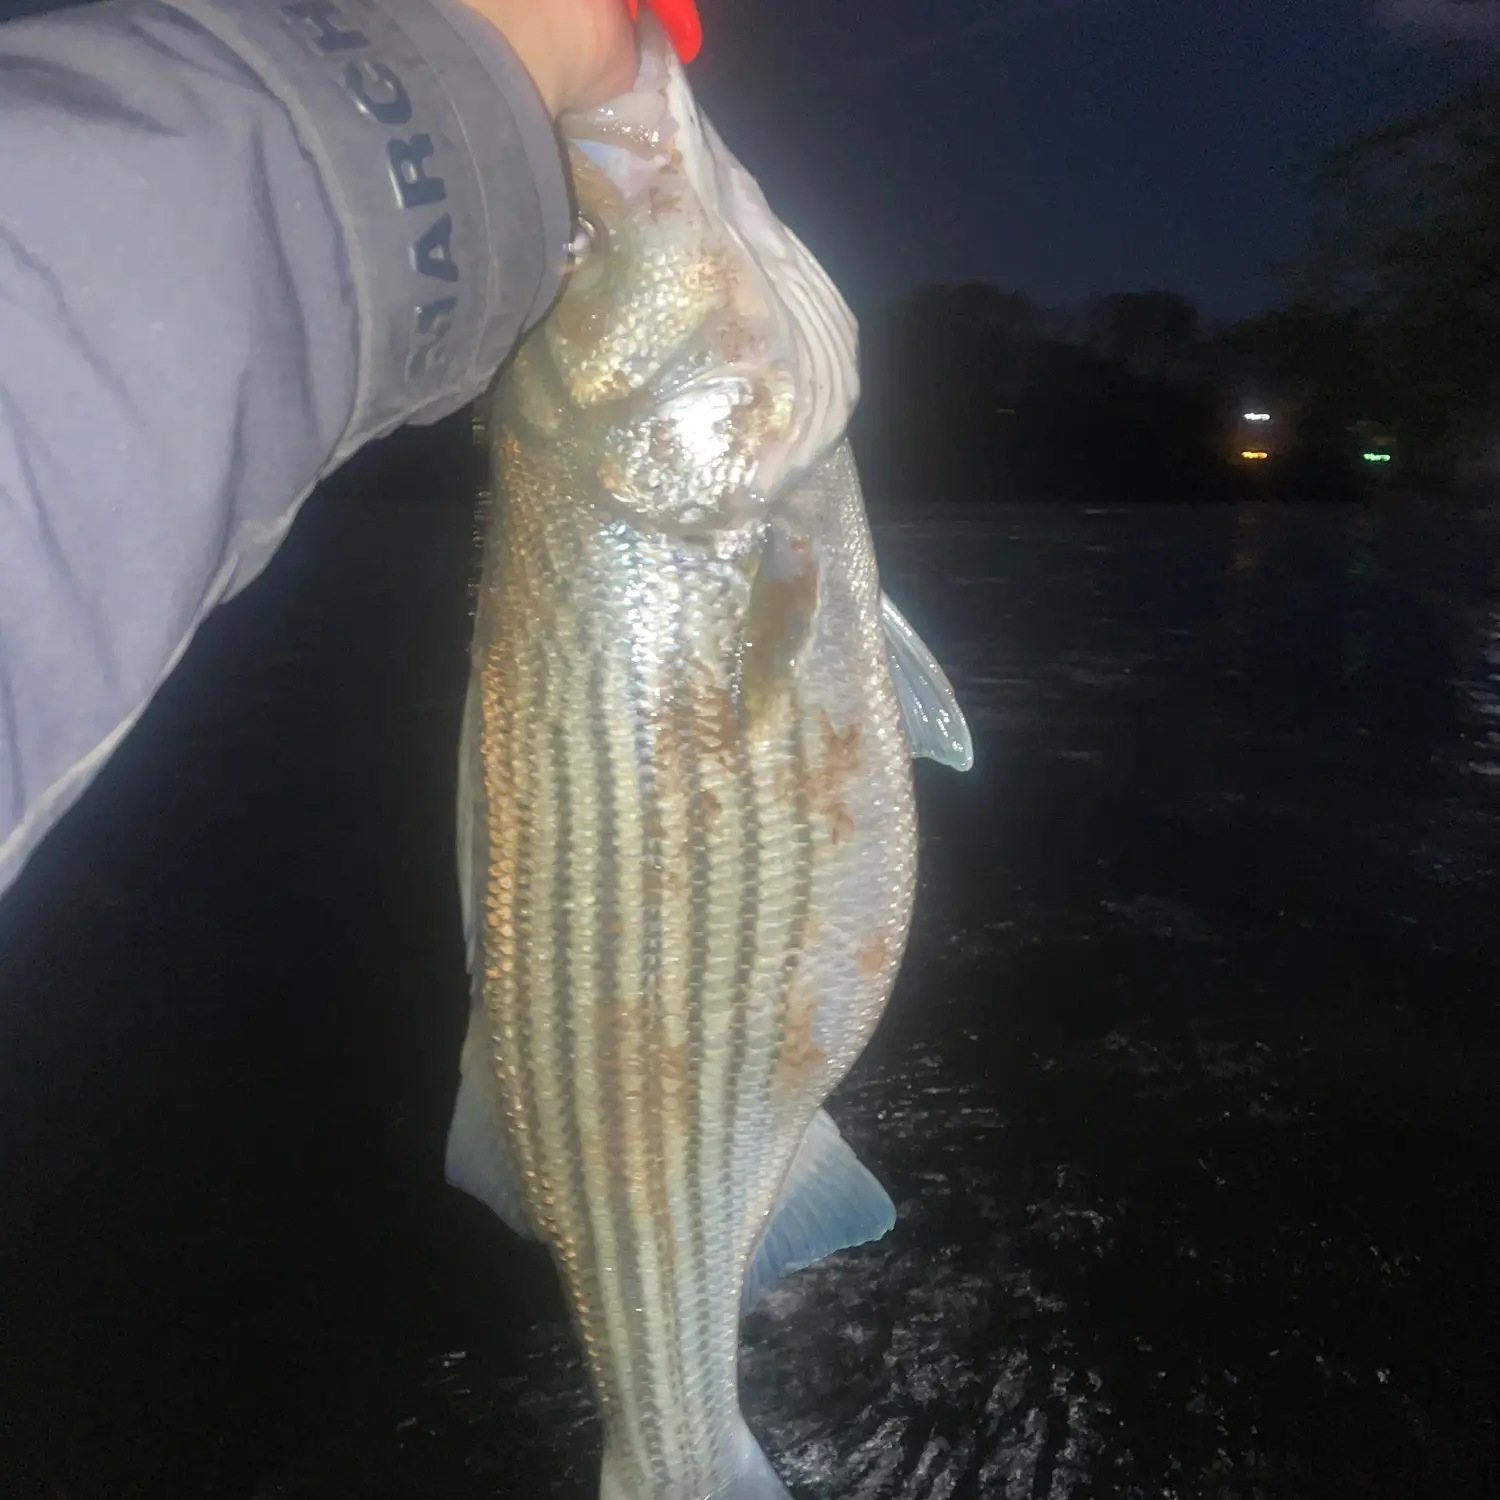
[456, 0, 641, 117]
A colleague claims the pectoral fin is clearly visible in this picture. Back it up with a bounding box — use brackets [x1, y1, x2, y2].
[881, 592, 974, 771]
[742, 1109, 895, 1310]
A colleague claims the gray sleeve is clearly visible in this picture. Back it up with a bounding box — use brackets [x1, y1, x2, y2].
[0, 0, 572, 898]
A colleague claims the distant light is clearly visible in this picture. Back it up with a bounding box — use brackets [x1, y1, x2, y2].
[1244, 412, 1271, 422]
[1240, 450, 1270, 461]
[1362, 451, 1392, 463]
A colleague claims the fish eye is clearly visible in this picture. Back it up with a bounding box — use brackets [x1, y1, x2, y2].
[567, 213, 608, 264]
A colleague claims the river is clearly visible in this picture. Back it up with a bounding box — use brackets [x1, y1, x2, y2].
[2, 423, 1496, 1498]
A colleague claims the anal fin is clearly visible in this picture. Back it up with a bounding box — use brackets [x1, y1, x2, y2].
[743, 1108, 895, 1310]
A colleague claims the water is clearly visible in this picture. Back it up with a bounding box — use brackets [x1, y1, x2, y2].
[1, 426, 1496, 1498]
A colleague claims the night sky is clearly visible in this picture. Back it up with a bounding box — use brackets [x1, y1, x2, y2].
[689, 0, 1488, 321]
[0, 0, 1484, 319]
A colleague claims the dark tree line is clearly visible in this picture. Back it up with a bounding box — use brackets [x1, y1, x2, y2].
[852, 287, 1228, 506]
[1299, 55, 1500, 474]
[852, 53, 1500, 506]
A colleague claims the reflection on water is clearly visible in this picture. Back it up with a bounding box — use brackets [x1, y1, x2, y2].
[1, 494, 1496, 1499]
[1457, 600, 1500, 780]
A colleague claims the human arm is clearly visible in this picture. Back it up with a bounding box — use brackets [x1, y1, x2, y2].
[0, 0, 630, 899]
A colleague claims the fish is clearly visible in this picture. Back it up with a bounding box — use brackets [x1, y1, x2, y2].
[444, 20, 973, 1500]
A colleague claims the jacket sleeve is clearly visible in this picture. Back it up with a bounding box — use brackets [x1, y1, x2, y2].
[0, 0, 571, 898]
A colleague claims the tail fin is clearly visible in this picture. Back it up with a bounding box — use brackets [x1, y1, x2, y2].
[599, 1425, 793, 1500]
[712, 1437, 794, 1500]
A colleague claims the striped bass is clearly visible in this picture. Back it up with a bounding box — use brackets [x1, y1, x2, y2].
[445, 21, 972, 1500]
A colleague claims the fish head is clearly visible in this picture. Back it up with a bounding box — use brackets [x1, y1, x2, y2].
[513, 17, 859, 540]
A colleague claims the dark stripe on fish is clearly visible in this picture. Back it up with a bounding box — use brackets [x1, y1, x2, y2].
[550, 715, 606, 1402]
[626, 598, 690, 1470]
[591, 646, 664, 1472]
[676, 602, 712, 1458]
[720, 693, 760, 1231]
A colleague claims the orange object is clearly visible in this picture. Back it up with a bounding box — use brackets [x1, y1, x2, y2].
[626, 0, 702, 62]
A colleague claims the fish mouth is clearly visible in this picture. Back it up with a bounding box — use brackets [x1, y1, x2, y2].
[562, 11, 861, 511]
[561, 17, 680, 201]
